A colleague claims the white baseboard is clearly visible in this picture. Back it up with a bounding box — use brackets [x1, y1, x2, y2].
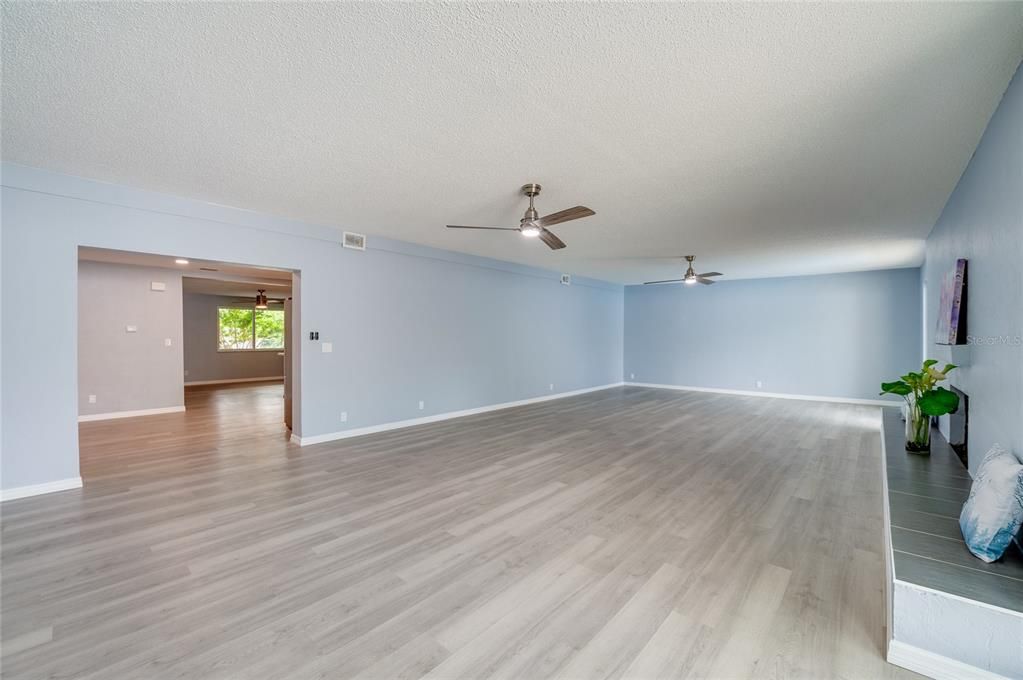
[1, 477, 83, 502]
[291, 382, 624, 446]
[625, 381, 898, 407]
[185, 376, 284, 386]
[887, 640, 1011, 680]
[78, 405, 185, 422]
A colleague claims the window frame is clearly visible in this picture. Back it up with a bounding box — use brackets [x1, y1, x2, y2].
[216, 305, 286, 353]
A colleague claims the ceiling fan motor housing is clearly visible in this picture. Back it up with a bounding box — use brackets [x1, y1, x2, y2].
[521, 183, 542, 197]
[522, 184, 541, 223]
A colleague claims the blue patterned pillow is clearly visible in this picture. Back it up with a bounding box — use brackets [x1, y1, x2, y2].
[959, 444, 1023, 563]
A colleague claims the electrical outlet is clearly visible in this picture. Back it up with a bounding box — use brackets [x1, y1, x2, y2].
[418, 400, 424, 411]
[549, 383, 555, 391]
[126, 325, 137, 333]
[88, 394, 97, 404]
[164, 338, 172, 347]
[630, 373, 635, 380]
[756, 380, 763, 389]
[340, 411, 348, 423]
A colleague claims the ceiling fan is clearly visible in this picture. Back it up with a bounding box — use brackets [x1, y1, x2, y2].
[252, 290, 285, 308]
[644, 256, 722, 286]
[446, 183, 595, 250]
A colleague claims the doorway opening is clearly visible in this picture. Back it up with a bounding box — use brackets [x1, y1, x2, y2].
[76, 247, 300, 479]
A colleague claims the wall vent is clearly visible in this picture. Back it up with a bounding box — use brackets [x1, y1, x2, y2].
[342, 232, 367, 251]
[560, 274, 571, 286]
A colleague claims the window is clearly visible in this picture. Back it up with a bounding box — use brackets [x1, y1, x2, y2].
[218, 307, 285, 351]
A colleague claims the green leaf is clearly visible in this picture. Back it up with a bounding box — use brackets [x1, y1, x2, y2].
[941, 363, 957, 374]
[918, 387, 960, 417]
[880, 381, 912, 396]
[922, 359, 938, 369]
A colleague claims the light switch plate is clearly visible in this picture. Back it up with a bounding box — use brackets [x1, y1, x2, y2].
[126, 325, 137, 333]
[88, 394, 97, 404]
[321, 342, 333, 353]
[151, 281, 166, 291]
[164, 338, 172, 347]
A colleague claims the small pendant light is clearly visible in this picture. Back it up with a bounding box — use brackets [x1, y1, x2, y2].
[255, 289, 268, 309]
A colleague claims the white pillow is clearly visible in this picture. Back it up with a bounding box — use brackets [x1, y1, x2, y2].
[959, 444, 1023, 563]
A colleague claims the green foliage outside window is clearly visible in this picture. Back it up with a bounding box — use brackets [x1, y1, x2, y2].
[218, 307, 284, 350]
[255, 309, 285, 348]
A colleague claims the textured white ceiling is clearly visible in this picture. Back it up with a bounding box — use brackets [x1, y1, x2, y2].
[5, 3, 1022, 283]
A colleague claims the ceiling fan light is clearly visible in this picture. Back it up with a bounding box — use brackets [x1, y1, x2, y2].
[255, 289, 268, 309]
[520, 225, 541, 238]
[684, 276, 697, 285]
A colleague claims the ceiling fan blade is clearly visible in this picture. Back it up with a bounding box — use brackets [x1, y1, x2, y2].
[697, 277, 716, 285]
[535, 206, 595, 228]
[446, 225, 518, 231]
[538, 229, 566, 250]
[643, 279, 684, 285]
[698, 271, 723, 277]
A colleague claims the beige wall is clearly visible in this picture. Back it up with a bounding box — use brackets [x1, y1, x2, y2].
[78, 261, 184, 416]
[182, 293, 285, 384]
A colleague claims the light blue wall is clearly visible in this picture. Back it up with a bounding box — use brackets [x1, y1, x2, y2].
[0, 164, 623, 491]
[624, 268, 922, 402]
[923, 64, 1022, 475]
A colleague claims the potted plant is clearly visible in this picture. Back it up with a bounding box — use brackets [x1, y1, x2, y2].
[880, 360, 960, 454]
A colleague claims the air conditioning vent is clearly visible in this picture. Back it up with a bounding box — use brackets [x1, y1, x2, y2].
[343, 232, 367, 251]
[560, 274, 571, 286]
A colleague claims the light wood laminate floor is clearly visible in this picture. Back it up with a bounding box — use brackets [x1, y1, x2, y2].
[1, 384, 919, 679]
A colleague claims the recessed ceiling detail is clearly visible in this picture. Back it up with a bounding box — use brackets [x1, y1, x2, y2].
[5, 3, 1022, 282]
